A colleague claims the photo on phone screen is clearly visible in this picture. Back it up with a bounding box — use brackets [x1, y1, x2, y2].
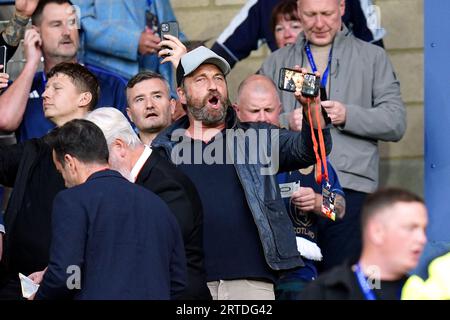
[302, 73, 320, 97]
[278, 67, 303, 92]
[0, 45, 7, 73]
[278, 67, 320, 97]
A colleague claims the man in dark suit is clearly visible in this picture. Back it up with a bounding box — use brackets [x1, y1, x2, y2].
[86, 107, 211, 300]
[30, 119, 186, 299]
[0, 62, 98, 299]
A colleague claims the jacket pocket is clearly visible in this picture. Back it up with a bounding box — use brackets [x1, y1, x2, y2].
[263, 199, 299, 260]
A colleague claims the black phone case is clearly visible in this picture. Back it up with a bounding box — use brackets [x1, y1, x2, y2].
[160, 21, 179, 40]
[0, 45, 7, 73]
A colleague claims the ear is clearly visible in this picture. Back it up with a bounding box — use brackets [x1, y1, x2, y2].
[276, 102, 282, 114]
[169, 98, 176, 116]
[126, 107, 135, 123]
[339, 0, 346, 17]
[177, 87, 187, 105]
[367, 219, 385, 246]
[32, 25, 41, 34]
[78, 92, 93, 108]
[232, 103, 240, 114]
[111, 138, 127, 159]
[64, 154, 77, 174]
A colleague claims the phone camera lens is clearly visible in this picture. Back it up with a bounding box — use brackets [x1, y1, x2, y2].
[162, 24, 169, 32]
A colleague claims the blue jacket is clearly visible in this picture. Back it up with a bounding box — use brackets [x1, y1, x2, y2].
[73, 0, 186, 91]
[152, 107, 332, 271]
[36, 170, 186, 300]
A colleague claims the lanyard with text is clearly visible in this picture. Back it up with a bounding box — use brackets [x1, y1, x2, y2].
[354, 263, 377, 300]
[304, 43, 332, 89]
[306, 97, 328, 185]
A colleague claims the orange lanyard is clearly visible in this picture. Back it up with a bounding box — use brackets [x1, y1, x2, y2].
[306, 97, 329, 185]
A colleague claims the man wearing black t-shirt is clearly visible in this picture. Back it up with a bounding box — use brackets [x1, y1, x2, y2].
[152, 46, 331, 300]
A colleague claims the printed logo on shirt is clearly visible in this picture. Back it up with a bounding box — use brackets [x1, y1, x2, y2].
[29, 90, 40, 99]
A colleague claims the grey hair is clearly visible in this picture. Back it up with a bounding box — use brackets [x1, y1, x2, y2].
[85, 108, 141, 149]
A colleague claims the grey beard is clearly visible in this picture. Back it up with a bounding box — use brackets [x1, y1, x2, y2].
[188, 105, 227, 126]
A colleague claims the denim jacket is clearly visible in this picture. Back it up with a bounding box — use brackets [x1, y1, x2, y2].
[152, 107, 332, 271]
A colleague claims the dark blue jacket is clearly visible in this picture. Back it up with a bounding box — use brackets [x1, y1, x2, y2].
[36, 170, 186, 300]
[152, 107, 332, 271]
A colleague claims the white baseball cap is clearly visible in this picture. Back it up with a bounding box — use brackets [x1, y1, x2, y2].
[176, 46, 231, 86]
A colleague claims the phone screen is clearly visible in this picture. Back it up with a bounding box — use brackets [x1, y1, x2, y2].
[0, 45, 7, 73]
[278, 68, 303, 92]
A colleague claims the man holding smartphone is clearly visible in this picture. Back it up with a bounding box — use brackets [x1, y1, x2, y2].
[0, 0, 128, 143]
[72, 0, 186, 95]
[259, 0, 406, 271]
[151, 46, 332, 300]
[0, 0, 40, 266]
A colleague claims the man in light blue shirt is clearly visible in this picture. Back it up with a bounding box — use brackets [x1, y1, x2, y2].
[73, 0, 186, 96]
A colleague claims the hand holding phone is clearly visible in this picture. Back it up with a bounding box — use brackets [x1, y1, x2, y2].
[158, 33, 187, 68]
[159, 21, 179, 58]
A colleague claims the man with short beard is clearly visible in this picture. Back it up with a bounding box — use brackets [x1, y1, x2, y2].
[0, 0, 128, 143]
[152, 46, 332, 300]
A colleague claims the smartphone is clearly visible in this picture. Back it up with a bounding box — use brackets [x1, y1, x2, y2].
[159, 21, 179, 57]
[0, 45, 7, 73]
[320, 86, 332, 125]
[145, 10, 159, 34]
[160, 21, 179, 40]
[278, 67, 320, 98]
[320, 86, 327, 101]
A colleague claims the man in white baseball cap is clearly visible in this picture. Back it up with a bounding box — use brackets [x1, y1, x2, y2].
[176, 46, 231, 87]
[152, 46, 332, 300]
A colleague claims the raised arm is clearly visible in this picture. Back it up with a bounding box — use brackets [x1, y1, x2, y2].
[0, 0, 39, 60]
[0, 28, 42, 131]
[211, 0, 277, 68]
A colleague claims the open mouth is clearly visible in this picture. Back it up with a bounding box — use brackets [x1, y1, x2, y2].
[208, 96, 219, 107]
[145, 112, 158, 119]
